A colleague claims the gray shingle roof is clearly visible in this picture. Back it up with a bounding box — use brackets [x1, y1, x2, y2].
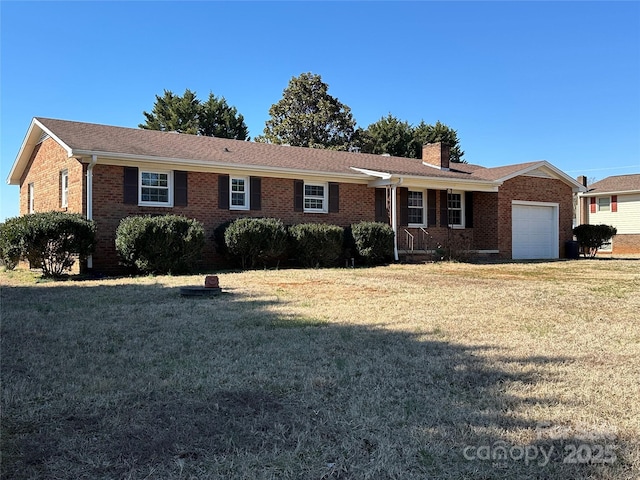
[33, 117, 499, 181]
[586, 174, 640, 194]
[6, 117, 580, 191]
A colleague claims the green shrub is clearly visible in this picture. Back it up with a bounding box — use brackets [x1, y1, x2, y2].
[289, 223, 344, 268]
[350, 221, 395, 265]
[224, 217, 288, 269]
[0, 217, 27, 270]
[573, 224, 617, 258]
[0, 212, 95, 277]
[115, 215, 205, 274]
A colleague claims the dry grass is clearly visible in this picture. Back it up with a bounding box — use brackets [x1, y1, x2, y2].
[1, 259, 639, 479]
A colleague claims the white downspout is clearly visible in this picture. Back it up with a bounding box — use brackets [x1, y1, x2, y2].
[86, 155, 97, 269]
[390, 178, 403, 262]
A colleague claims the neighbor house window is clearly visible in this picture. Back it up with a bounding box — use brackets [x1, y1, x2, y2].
[304, 183, 327, 212]
[140, 170, 172, 206]
[230, 176, 249, 210]
[408, 190, 425, 225]
[28, 183, 35, 213]
[448, 191, 464, 227]
[60, 170, 69, 208]
[598, 197, 610, 212]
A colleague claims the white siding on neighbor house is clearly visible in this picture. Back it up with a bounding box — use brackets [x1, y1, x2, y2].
[589, 193, 640, 234]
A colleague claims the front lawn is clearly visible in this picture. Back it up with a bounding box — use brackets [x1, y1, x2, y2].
[1, 261, 638, 479]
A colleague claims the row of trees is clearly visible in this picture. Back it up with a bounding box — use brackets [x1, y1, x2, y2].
[140, 73, 465, 162]
[140, 89, 249, 140]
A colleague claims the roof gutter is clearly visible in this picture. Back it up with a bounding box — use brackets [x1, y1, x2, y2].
[72, 150, 371, 183]
[86, 155, 97, 269]
[390, 178, 403, 262]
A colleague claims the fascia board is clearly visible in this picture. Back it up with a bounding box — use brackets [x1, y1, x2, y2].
[367, 175, 499, 192]
[73, 150, 372, 183]
[579, 189, 640, 197]
[350, 167, 392, 179]
[496, 161, 587, 192]
[7, 118, 74, 185]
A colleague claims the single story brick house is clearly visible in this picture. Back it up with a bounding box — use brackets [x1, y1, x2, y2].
[576, 174, 640, 254]
[7, 117, 586, 273]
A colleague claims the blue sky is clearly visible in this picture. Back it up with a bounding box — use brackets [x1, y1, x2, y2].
[1, 1, 639, 221]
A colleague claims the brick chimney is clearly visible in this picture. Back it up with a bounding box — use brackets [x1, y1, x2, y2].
[576, 175, 589, 226]
[577, 175, 588, 188]
[422, 142, 450, 170]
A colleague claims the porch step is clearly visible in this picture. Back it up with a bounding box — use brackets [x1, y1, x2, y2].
[398, 250, 433, 263]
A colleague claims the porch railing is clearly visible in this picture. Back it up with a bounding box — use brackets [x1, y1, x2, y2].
[404, 229, 414, 252]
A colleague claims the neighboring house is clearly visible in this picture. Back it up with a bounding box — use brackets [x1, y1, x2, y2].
[577, 174, 640, 254]
[7, 117, 586, 273]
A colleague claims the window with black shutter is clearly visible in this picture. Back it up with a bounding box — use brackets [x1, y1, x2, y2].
[218, 174, 230, 209]
[328, 182, 339, 213]
[174, 171, 188, 206]
[250, 177, 261, 211]
[123, 167, 138, 204]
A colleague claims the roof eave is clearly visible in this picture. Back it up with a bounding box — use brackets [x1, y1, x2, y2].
[579, 189, 640, 197]
[356, 171, 500, 191]
[493, 161, 587, 192]
[72, 150, 373, 182]
[6, 118, 73, 185]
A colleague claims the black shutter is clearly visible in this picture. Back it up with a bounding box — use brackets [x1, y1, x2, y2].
[465, 191, 473, 228]
[427, 189, 437, 226]
[218, 174, 229, 209]
[250, 177, 261, 211]
[294, 180, 304, 212]
[328, 182, 339, 213]
[375, 188, 388, 223]
[399, 187, 409, 226]
[174, 171, 188, 206]
[123, 167, 138, 204]
[440, 190, 449, 226]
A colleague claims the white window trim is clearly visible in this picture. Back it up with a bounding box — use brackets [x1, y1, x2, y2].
[139, 170, 173, 207]
[597, 196, 611, 212]
[28, 183, 35, 213]
[408, 189, 426, 227]
[61, 170, 69, 208]
[448, 190, 465, 228]
[304, 182, 328, 213]
[600, 238, 613, 252]
[230, 176, 250, 211]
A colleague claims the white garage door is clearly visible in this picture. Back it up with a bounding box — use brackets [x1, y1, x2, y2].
[512, 202, 558, 259]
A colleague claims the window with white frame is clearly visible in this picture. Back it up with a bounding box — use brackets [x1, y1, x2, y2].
[304, 183, 327, 212]
[61, 170, 69, 208]
[448, 191, 464, 227]
[140, 170, 172, 206]
[598, 197, 610, 212]
[28, 183, 35, 213]
[230, 176, 249, 210]
[408, 190, 425, 225]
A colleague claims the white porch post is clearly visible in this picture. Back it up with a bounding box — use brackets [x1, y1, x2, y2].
[391, 184, 399, 261]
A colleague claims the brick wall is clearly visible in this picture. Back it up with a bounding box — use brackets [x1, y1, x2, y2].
[19, 138, 85, 215]
[18, 140, 578, 269]
[91, 166, 376, 273]
[397, 190, 499, 253]
[612, 234, 640, 254]
[497, 176, 574, 258]
[473, 192, 499, 250]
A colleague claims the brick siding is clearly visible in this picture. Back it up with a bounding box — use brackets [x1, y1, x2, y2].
[19, 138, 85, 216]
[18, 140, 577, 272]
[91, 166, 376, 273]
[497, 176, 574, 258]
[612, 234, 640, 254]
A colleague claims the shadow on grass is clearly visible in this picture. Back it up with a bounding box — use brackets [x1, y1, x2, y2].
[0, 281, 631, 479]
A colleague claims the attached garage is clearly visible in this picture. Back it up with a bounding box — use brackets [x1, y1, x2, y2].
[512, 201, 559, 259]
